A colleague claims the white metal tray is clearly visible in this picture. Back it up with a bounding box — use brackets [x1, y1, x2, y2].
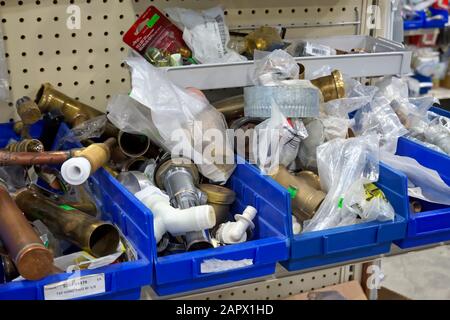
[165, 36, 412, 90]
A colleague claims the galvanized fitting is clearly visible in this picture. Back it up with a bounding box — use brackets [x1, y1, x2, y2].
[199, 184, 236, 226]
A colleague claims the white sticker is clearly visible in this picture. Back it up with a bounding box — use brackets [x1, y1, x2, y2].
[44, 274, 105, 300]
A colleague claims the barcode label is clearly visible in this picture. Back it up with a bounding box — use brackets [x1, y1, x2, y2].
[44, 274, 105, 300]
[214, 14, 227, 50]
[305, 43, 335, 56]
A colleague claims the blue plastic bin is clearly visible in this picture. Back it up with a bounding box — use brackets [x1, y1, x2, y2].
[280, 163, 408, 271]
[129, 158, 290, 296]
[404, 10, 426, 30]
[424, 7, 449, 29]
[394, 106, 450, 248]
[0, 122, 153, 300]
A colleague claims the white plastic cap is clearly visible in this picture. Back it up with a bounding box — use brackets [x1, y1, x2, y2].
[61, 157, 92, 186]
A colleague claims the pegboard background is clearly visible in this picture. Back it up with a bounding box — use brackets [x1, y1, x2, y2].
[0, 0, 383, 122]
[141, 263, 362, 300]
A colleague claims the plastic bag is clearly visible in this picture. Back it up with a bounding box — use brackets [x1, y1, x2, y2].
[107, 94, 164, 149]
[0, 24, 9, 102]
[424, 116, 450, 155]
[57, 115, 107, 148]
[165, 6, 246, 64]
[380, 152, 450, 205]
[297, 118, 326, 171]
[252, 49, 299, 86]
[251, 103, 307, 174]
[303, 135, 380, 232]
[352, 96, 408, 153]
[126, 56, 235, 183]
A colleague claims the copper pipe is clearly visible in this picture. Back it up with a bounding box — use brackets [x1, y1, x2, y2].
[5, 139, 44, 153]
[270, 166, 326, 222]
[15, 189, 120, 257]
[0, 150, 71, 166]
[0, 184, 53, 280]
[35, 83, 102, 128]
[117, 131, 150, 158]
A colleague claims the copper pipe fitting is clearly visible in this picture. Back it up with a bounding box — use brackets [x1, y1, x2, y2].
[16, 97, 42, 125]
[35, 83, 103, 127]
[72, 138, 116, 174]
[6, 139, 44, 153]
[15, 189, 120, 257]
[0, 150, 71, 166]
[0, 184, 53, 280]
[410, 200, 422, 213]
[270, 166, 326, 222]
[310, 70, 346, 102]
[199, 184, 236, 226]
[117, 131, 150, 158]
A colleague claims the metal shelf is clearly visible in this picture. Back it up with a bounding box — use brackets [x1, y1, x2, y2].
[165, 36, 412, 90]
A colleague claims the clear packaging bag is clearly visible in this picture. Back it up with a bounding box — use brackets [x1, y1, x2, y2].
[106, 94, 164, 149]
[251, 103, 307, 174]
[352, 96, 408, 153]
[381, 152, 450, 205]
[297, 118, 326, 171]
[0, 24, 9, 102]
[165, 6, 246, 64]
[424, 116, 450, 155]
[252, 49, 299, 86]
[57, 115, 107, 148]
[126, 56, 235, 183]
[303, 135, 380, 232]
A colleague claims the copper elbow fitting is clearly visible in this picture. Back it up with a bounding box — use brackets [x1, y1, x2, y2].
[310, 70, 346, 102]
[270, 166, 326, 221]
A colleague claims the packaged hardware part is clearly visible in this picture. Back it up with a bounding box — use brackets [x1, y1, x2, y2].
[303, 135, 383, 232]
[123, 6, 192, 67]
[165, 6, 246, 64]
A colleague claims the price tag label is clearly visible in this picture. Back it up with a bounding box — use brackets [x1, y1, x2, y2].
[44, 274, 105, 300]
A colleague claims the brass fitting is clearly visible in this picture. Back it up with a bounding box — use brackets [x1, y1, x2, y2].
[121, 156, 150, 172]
[73, 138, 116, 174]
[16, 97, 42, 125]
[6, 139, 44, 153]
[310, 70, 346, 102]
[15, 189, 120, 257]
[35, 83, 102, 127]
[298, 63, 305, 80]
[0, 183, 53, 280]
[199, 184, 236, 226]
[270, 166, 326, 222]
[13, 121, 24, 135]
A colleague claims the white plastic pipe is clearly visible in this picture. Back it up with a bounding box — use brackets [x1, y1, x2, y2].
[216, 206, 257, 244]
[61, 157, 92, 186]
[135, 186, 216, 243]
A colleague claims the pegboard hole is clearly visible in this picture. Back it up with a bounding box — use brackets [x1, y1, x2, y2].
[40, 68, 45, 72]
[265, 9, 269, 14]
[74, 81, 79, 86]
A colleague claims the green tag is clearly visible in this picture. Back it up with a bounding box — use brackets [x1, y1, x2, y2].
[337, 197, 344, 209]
[59, 204, 75, 211]
[146, 14, 160, 28]
[287, 186, 298, 199]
